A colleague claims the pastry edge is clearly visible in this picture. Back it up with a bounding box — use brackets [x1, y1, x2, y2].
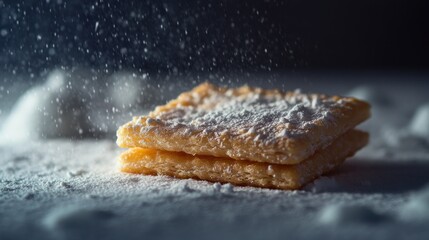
[118, 129, 369, 190]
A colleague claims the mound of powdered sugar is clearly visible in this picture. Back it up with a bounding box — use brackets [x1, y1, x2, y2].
[409, 103, 429, 139]
[347, 85, 392, 107]
[318, 204, 391, 225]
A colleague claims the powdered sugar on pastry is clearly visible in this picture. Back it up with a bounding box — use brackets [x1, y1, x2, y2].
[149, 89, 336, 141]
[117, 83, 370, 164]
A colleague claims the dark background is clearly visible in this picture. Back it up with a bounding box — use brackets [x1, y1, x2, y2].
[0, 0, 428, 76]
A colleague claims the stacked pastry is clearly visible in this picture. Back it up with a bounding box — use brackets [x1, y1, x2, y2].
[116, 83, 370, 190]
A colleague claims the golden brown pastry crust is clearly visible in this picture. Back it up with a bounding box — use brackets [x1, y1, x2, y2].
[118, 130, 368, 190]
[117, 83, 370, 164]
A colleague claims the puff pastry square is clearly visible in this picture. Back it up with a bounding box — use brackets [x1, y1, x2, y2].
[118, 130, 368, 190]
[117, 83, 370, 164]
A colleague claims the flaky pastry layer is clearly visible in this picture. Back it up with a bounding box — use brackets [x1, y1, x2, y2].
[118, 130, 368, 190]
[117, 83, 370, 164]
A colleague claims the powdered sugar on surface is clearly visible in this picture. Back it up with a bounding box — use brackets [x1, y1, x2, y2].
[2, 73, 429, 240]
